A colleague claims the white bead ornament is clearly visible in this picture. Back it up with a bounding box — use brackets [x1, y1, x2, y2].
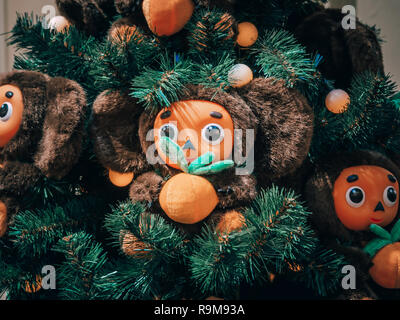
[228, 64, 254, 88]
[48, 16, 71, 33]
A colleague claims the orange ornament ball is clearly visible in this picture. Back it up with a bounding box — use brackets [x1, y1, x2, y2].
[159, 173, 219, 224]
[142, 0, 194, 36]
[236, 22, 259, 47]
[0, 200, 6, 238]
[369, 242, 400, 288]
[325, 89, 350, 114]
[108, 169, 134, 187]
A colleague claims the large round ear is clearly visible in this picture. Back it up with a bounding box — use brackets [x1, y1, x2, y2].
[237, 78, 314, 182]
[91, 90, 150, 176]
[56, 0, 117, 37]
[33, 77, 87, 180]
[294, 8, 384, 89]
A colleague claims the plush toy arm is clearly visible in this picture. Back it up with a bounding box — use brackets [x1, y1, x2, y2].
[33, 77, 87, 180]
[207, 171, 257, 209]
[91, 90, 150, 176]
[329, 241, 373, 278]
[238, 78, 314, 182]
[129, 171, 165, 205]
[0, 161, 42, 195]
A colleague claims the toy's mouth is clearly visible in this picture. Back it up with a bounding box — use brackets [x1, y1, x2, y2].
[371, 218, 383, 223]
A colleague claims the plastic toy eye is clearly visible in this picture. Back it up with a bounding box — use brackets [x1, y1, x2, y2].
[383, 186, 397, 207]
[202, 123, 224, 145]
[159, 123, 178, 141]
[346, 186, 365, 208]
[0, 102, 13, 122]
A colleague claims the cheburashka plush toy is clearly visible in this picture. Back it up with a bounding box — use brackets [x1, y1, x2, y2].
[91, 77, 314, 248]
[304, 150, 400, 290]
[0, 71, 87, 237]
[292, 7, 384, 89]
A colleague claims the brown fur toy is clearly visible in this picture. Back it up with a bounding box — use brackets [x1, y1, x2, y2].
[0, 70, 87, 237]
[91, 78, 314, 243]
[293, 8, 384, 89]
[56, 0, 117, 37]
[304, 150, 400, 289]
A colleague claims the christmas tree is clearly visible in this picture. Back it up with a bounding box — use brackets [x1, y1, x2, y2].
[1, 0, 399, 300]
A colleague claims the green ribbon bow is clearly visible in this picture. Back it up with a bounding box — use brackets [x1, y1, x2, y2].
[363, 219, 400, 258]
[159, 136, 235, 175]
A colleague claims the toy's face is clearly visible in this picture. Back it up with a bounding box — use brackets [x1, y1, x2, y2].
[154, 100, 234, 170]
[0, 85, 24, 147]
[333, 165, 399, 231]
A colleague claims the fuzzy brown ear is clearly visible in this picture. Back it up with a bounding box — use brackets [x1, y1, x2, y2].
[294, 8, 384, 89]
[238, 78, 314, 182]
[33, 77, 87, 180]
[342, 23, 384, 78]
[56, 0, 116, 37]
[91, 90, 150, 176]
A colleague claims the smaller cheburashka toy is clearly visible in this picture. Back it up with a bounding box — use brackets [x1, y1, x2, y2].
[304, 150, 400, 289]
[0, 71, 87, 237]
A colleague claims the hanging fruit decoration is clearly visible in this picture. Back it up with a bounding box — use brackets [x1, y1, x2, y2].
[142, 0, 195, 36]
[236, 22, 259, 48]
[159, 173, 219, 224]
[325, 89, 351, 114]
[228, 64, 254, 88]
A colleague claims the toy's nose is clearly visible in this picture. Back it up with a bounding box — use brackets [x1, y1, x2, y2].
[374, 201, 385, 212]
[182, 139, 196, 151]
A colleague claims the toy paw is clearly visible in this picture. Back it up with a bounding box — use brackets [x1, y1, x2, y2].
[369, 243, 400, 289]
[159, 173, 219, 224]
[214, 210, 245, 235]
[0, 201, 7, 237]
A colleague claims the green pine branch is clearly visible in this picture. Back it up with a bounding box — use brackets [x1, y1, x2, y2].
[89, 26, 159, 96]
[253, 29, 316, 88]
[186, 7, 237, 59]
[7, 13, 99, 102]
[52, 232, 109, 300]
[189, 186, 317, 297]
[8, 196, 104, 258]
[310, 72, 398, 159]
[130, 53, 193, 112]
